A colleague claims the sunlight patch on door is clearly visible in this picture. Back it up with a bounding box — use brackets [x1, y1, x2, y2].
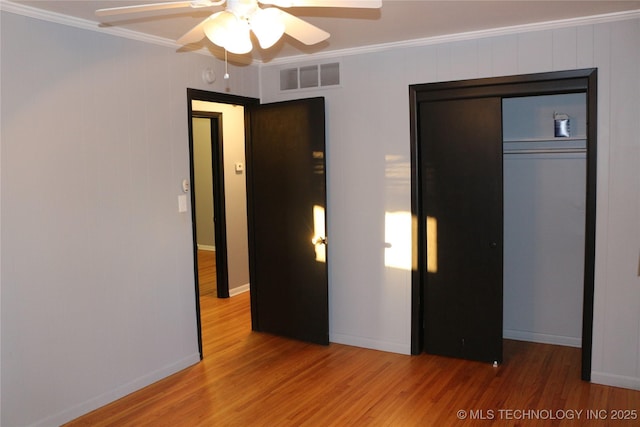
[312, 205, 326, 263]
[384, 211, 411, 271]
[426, 216, 438, 273]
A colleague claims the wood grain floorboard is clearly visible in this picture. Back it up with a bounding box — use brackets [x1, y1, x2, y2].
[196, 250, 216, 296]
[65, 259, 640, 426]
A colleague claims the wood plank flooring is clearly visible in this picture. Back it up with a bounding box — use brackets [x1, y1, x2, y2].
[65, 263, 640, 426]
[196, 250, 216, 296]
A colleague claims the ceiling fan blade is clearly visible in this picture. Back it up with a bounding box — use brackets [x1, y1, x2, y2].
[280, 10, 329, 45]
[178, 12, 221, 45]
[260, 0, 381, 8]
[96, 1, 195, 17]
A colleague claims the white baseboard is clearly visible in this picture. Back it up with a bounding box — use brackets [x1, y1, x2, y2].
[330, 332, 411, 355]
[197, 244, 216, 251]
[32, 353, 201, 427]
[591, 371, 640, 391]
[229, 283, 250, 297]
[503, 329, 582, 348]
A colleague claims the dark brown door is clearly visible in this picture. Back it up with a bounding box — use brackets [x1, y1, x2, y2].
[247, 97, 328, 345]
[420, 97, 503, 363]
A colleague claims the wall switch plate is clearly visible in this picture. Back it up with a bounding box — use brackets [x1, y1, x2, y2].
[178, 195, 187, 213]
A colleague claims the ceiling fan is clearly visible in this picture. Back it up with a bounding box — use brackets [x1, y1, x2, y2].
[96, 0, 382, 54]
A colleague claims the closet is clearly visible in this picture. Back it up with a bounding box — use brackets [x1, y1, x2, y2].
[410, 69, 597, 380]
[503, 94, 587, 348]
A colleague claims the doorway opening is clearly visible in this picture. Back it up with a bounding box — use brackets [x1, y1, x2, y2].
[409, 69, 597, 381]
[192, 112, 228, 299]
[502, 93, 587, 351]
[187, 89, 259, 358]
[187, 89, 330, 354]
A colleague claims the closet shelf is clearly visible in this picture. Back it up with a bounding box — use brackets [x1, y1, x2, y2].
[503, 136, 587, 143]
[504, 147, 586, 155]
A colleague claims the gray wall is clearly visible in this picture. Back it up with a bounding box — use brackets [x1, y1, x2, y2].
[193, 117, 216, 249]
[0, 10, 258, 427]
[1, 5, 639, 427]
[259, 15, 640, 389]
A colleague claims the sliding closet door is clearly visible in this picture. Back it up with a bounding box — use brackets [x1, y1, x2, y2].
[420, 97, 503, 363]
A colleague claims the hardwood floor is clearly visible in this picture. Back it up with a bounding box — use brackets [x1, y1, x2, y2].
[65, 271, 640, 425]
[197, 249, 216, 296]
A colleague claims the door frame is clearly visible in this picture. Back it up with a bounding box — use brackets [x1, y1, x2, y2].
[409, 69, 598, 381]
[186, 88, 259, 358]
[191, 111, 230, 299]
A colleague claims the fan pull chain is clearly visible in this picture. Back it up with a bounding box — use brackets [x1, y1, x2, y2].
[224, 49, 230, 80]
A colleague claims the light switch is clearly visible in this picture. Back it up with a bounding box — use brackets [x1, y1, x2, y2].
[178, 195, 188, 213]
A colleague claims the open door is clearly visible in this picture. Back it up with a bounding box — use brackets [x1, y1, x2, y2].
[420, 97, 503, 363]
[246, 97, 329, 345]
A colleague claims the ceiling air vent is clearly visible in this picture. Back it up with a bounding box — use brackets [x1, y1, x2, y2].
[280, 62, 340, 91]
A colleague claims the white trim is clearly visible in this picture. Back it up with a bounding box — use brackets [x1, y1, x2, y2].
[1, 1, 639, 66]
[0, 0, 191, 52]
[262, 9, 640, 66]
[330, 332, 410, 355]
[503, 329, 582, 348]
[197, 244, 216, 252]
[229, 283, 250, 296]
[29, 353, 201, 427]
[591, 371, 640, 391]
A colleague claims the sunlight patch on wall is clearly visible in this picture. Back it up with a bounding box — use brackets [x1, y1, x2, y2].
[384, 211, 412, 271]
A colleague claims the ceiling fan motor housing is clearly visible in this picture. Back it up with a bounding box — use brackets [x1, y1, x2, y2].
[227, 0, 260, 19]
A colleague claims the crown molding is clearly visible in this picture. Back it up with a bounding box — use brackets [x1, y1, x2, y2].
[0, 0, 185, 51]
[263, 8, 640, 66]
[2, 1, 639, 67]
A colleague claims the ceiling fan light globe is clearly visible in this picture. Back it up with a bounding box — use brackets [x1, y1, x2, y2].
[251, 8, 285, 49]
[204, 11, 237, 47]
[224, 18, 253, 54]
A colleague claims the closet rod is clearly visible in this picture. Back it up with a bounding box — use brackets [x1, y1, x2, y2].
[503, 148, 586, 155]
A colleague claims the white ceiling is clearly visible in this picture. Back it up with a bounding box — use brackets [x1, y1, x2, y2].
[8, 1, 640, 63]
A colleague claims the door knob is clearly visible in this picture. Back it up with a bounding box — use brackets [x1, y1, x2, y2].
[312, 236, 327, 245]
